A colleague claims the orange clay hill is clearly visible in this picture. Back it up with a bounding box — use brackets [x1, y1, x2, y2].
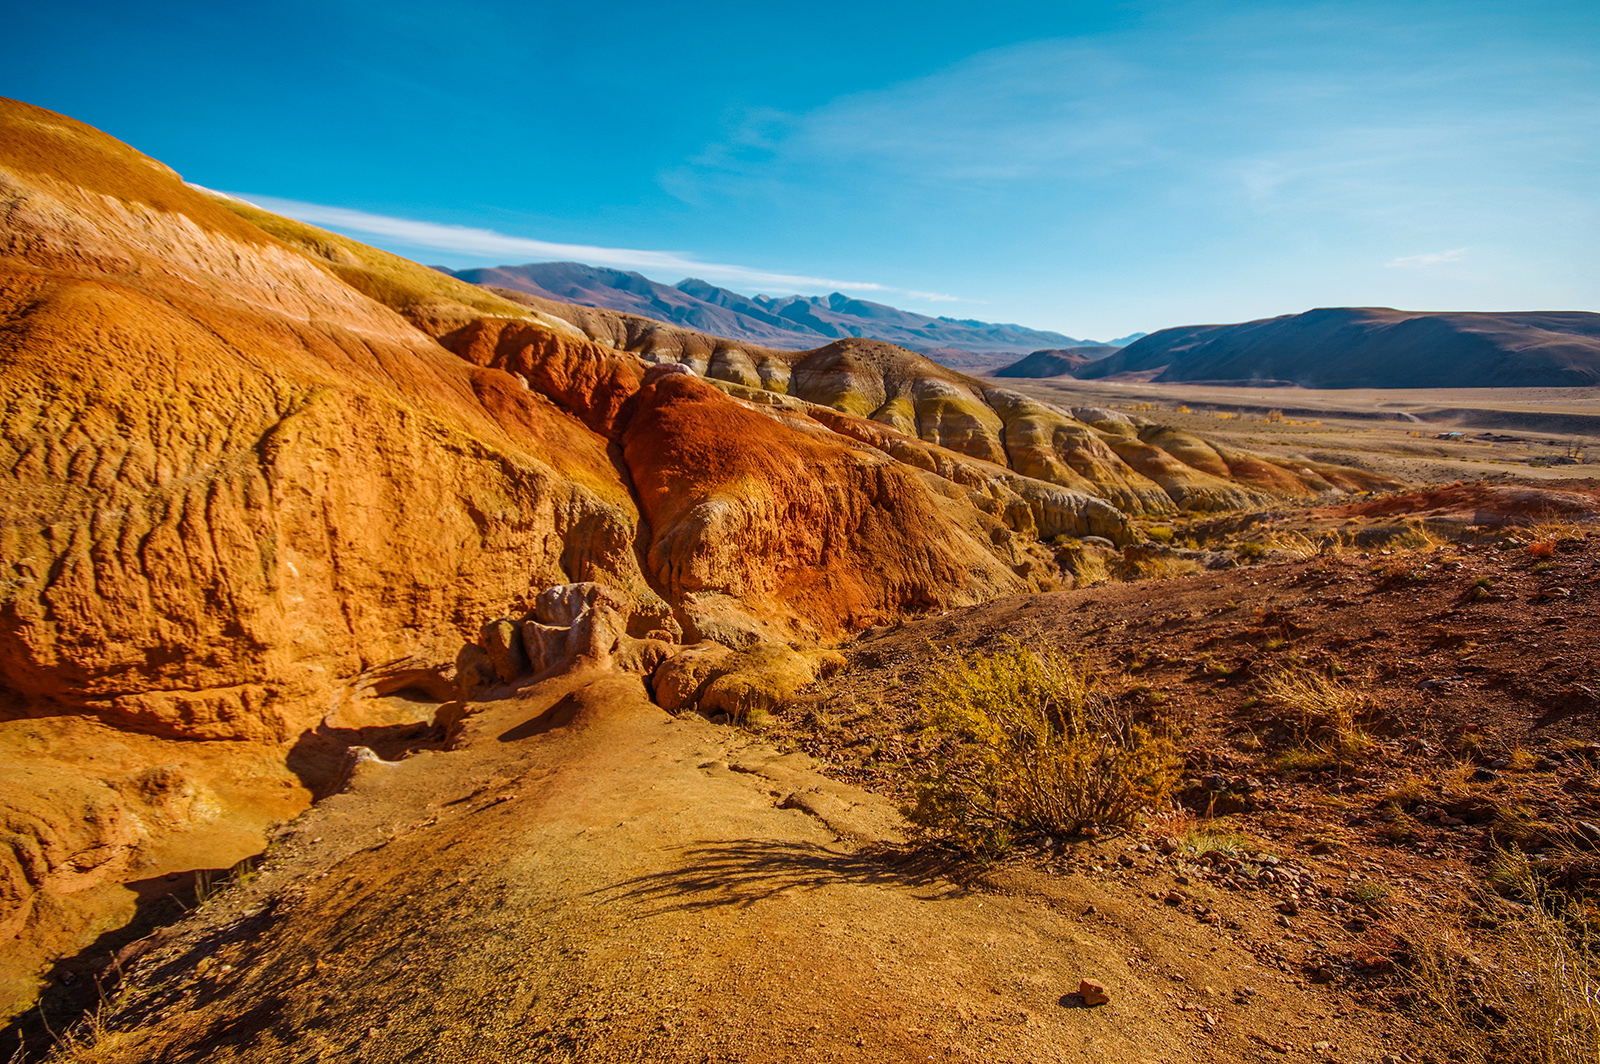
[13, 96, 1550, 1063]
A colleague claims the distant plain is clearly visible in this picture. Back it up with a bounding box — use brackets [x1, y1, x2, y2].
[999, 376, 1600, 486]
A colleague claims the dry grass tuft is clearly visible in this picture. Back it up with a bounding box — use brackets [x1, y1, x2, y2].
[1176, 821, 1260, 857]
[1126, 555, 1204, 581]
[1260, 666, 1371, 764]
[1388, 521, 1450, 553]
[1404, 849, 1600, 1064]
[1259, 528, 1322, 559]
[907, 639, 1179, 853]
[1526, 520, 1589, 558]
[1067, 551, 1111, 588]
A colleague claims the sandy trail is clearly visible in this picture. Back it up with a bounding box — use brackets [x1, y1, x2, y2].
[79, 667, 1389, 1063]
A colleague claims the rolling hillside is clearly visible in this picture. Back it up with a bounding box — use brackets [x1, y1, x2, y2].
[1076, 307, 1600, 388]
[993, 346, 1123, 378]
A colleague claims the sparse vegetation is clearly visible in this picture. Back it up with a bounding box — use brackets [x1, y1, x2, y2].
[1176, 821, 1259, 857]
[1260, 666, 1371, 763]
[1382, 773, 1429, 806]
[1258, 528, 1321, 559]
[1067, 551, 1111, 587]
[1405, 848, 1600, 1064]
[1527, 521, 1588, 555]
[907, 639, 1179, 853]
[1389, 522, 1448, 552]
[1126, 554, 1204, 581]
[1348, 879, 1390, 909]
[1270, 747, 1341, 771]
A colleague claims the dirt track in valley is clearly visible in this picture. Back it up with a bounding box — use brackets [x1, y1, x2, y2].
[52, 663, 1416, 1064]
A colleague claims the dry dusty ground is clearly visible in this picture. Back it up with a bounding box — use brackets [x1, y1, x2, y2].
[767, 511, 1600, 1061]
[13, 490, 1600, 1064]
[16, 669, 1442, 1064]
[1001, 377, 1600, 486]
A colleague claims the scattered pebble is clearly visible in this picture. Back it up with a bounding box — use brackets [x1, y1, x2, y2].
[1077, 979, 1110, 1007]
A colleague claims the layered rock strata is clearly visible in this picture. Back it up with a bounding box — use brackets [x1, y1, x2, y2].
[484, 288, 1404, 514]
[0, 100, 1081, 995]
[0, 96, 1402, 1017]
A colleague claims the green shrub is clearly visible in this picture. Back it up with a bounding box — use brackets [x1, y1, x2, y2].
[1178, 822, 1259, 857]
[906, 639, 1179, 853]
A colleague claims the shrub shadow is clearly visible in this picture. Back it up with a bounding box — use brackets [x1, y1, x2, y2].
[1, 867, 241, 1060]
[590, 840, 973, 914]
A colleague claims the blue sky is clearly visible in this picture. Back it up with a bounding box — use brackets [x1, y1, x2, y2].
[7, 0, 1598, 339]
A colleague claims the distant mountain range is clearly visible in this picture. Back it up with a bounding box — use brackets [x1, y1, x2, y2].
[440, 262, 1134, 370]
[1076, 308, 1600, 389]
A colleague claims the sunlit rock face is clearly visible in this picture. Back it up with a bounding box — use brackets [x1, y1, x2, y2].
[0, 98, 1404, 1012]
[0, 100, 1096, 748]
[471, 291, 1404, 520]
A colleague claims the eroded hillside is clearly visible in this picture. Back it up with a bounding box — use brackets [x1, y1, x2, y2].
[0, 96, 1404, 1034]
[33, 513, 1600, 1064]
[479, 287, 1401, 513]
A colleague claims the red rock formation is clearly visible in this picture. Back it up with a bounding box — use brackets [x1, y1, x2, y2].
[0, 96, 1404, 1015]
[621, 366, 1038, 642]
[472, 300, 1405, 513]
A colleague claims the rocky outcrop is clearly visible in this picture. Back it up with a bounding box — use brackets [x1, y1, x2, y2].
[453, 575, 849, 723]
[0, 103, 668, 746]
[453, 580, 844, 726]
[0, 98, 1401, 1013]
[456, 583, 675, 697]
[465, 304, 1406, 515]
[0, 101, 1072, 744]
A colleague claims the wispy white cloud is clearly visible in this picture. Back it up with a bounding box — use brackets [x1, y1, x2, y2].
[226, 193, 961, 302]
[660, 1, 1599, 330]
[1385, 248, 1469, 269]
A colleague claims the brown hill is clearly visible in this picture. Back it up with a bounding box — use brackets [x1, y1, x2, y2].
[0, 97, 1397, 1027]
[993, 346, 1122, 378]
[1077, 307, 1600, 388]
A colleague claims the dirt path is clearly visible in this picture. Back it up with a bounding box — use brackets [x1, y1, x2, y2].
[67, 665, 1401, 1063]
